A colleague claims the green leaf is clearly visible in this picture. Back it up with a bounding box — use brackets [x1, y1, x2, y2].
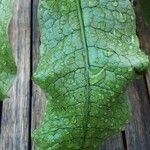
[0, 0, 16, 101]
[32, 0, 149, 149]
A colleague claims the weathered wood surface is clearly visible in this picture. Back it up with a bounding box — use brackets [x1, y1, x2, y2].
[0, 0, 31, 149]
[0, 0, 150, 150]
[125, 1, 150, 150]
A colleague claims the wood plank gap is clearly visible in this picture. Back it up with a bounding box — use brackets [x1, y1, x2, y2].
[31, 0, 45, 149]
[28, 0, 34, 149]
[144, 75, 150, 104]
[122, 131, 127, 150]
[0, 102, 3, 133]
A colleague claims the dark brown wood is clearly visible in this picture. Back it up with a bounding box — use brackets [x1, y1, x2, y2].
[0, 0, 150, 150]
[125, 80, 150, 150]
[31, 0, 46, 149]
[100, 135, 125, 150]
[0, 0, 31, 149]
[124, 1, 150, 150]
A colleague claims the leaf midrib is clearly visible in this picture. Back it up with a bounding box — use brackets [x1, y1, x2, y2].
[76, 0, 91, 148]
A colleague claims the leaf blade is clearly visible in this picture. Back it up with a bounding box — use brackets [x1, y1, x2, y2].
[32, 0, 149, 149]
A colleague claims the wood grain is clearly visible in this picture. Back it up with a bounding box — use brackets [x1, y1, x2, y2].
[125, 80, 150, 150]
[124, 0, 150, 150]
[0, 0, 31, 149]
[100, 135, 125, 150]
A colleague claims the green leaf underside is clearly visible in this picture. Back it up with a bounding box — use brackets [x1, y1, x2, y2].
[32, 0, 149, 150]
[0, 0, 16, 101]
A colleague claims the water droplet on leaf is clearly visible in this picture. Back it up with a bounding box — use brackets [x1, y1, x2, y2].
[112, 1, 118, 7]
[88, 0, 98, 7]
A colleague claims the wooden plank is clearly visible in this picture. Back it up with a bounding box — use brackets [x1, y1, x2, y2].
[0, 0, 31, 149]
[134, 0, 150, 96]
[0, 0, 149, 150]
[125, 0, 150, 149]
[100, 134, 125, 150]
[125, 80, 150, 150]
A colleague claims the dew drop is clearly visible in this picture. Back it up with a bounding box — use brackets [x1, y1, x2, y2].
[129, 45, 133, 49]
[105, 119, 108, 123]
[58, 29, 62, 33]
[118, 42, 123, 46]
[119, 127, 122, 130]
[111, 123, 114, 127]
[131, 36, 135, 43]
[61, 6, 65, 10]
[113, 29, 121, 37]
[111, 92, 115, 96]
[88, 0, 98, 7]
[128, 68, 132, 72]
[104, 132, 108, 136]
[101, 95, 104, 99]
[60, 20, 65, 25]
[131, 15, 134, 20]
[112, 1, 118, 7]
[115, 84, 119, 88]
[103, 50, 114, 57]
[104, 112, 107, 115]
[107, 104, 111, 107]
[118, 13, 127, 22]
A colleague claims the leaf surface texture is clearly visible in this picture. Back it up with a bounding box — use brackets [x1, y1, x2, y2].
[32, 0, 149, 149]
[0, 0, 16, 101]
